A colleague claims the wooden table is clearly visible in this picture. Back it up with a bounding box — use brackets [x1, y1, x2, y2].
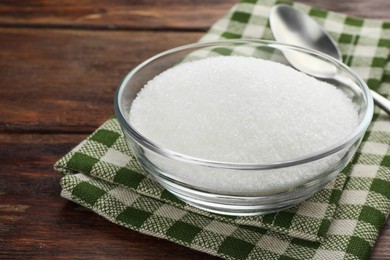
[1, 1, 389, 259]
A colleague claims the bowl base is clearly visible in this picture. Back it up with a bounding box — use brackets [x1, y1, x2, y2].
[139, 155, 337, 216]
[168, 189, 311, 216]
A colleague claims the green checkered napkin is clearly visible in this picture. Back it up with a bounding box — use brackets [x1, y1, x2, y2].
[54, 0, 390, 259]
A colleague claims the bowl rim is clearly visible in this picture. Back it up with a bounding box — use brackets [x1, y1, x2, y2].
[114, 39, 374, 170]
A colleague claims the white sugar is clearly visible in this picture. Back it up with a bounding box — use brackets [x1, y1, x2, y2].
[129, 56, 359, 193]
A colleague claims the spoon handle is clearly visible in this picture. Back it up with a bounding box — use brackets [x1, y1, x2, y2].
[334, 73, 389, 115]
[370, 90, 390, 115]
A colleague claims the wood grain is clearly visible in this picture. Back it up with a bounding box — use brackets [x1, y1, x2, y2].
[0, 0, 387, 32]
[0, 133, 218, 259]
[0, 0, 237, 30]
[0, 28, 201, 133]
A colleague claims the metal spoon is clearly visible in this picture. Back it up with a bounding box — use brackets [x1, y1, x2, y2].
[269, 5, 390, 115]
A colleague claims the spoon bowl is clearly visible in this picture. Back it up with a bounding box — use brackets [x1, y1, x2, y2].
[270, 5, 341, 61]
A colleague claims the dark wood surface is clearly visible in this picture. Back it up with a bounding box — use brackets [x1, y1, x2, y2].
[0, 0, 389, 259]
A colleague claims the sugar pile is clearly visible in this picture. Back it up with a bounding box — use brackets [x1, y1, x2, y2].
[129, 56, 359, 193]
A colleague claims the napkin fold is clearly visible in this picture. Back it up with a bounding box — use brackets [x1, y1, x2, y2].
[54, 0, 390, 259]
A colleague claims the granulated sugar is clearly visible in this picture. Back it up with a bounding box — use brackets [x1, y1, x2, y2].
[129, 56, 359, 193]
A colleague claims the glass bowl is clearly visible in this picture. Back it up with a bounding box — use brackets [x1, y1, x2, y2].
[114, 40, 373, 216]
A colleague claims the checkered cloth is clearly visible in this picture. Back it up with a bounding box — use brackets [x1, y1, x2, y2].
[54, 0, 390, 259]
